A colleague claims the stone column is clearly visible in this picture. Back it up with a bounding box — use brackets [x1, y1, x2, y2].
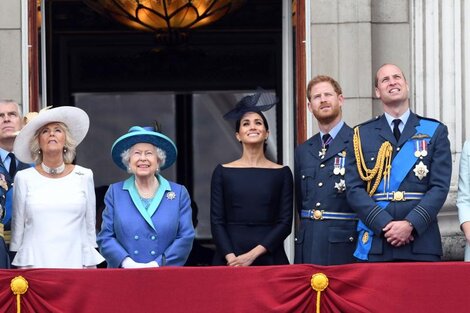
[0, 0, 22, 102]
[411, 0, 470, 260]
[308, 0, 373, 134]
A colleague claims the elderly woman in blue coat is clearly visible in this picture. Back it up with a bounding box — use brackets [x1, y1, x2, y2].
[98, 126, 195, 268]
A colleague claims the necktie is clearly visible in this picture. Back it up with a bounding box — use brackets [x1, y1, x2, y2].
[392, 119, 401, 141]
[8, 153, 16, 178]
[322, 133, 332, 150]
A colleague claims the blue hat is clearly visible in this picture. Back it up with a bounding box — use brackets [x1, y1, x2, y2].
[223, 87, 278, 120]
[111, 126, 177, 171]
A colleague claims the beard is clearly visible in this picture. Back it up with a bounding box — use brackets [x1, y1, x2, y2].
[313, 105, 341, 125]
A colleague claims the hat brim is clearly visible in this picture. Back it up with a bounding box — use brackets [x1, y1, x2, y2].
[111, 130, 177, 171]
[13, 106, 90, 163]
[223, 88, 278, 120]
[223, 102, 276, 120]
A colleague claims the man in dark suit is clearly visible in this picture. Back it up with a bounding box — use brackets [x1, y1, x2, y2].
[294, 75, 357, 265]
[0, 99, 28, 268]
[345, 64, 451, 262]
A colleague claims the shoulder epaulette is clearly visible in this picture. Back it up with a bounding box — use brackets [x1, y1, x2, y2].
[415, 114, 443, 124]
[353, 114, 382, 129]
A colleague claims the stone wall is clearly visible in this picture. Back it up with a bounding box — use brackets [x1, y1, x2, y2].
[0, 0, 22, 102]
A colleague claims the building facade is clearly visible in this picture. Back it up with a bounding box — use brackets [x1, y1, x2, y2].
[2, 0, 468, 260]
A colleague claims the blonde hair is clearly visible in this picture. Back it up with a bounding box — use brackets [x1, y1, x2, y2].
[29, 122, 77, 164]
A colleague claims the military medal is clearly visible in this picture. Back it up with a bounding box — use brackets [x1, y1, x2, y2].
[0, 174, 8, 191]
[319, 134, 333, 159]
[413, 161, 429, 180]
[333, 157, 341, 175]
[340, 151, 346, 175]
[414, 139, 428, 158]
[335, 179, 346, 193]
[333, 156, 346, 175]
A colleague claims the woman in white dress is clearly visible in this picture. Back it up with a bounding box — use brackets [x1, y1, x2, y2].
[10, 106, 104, 268]
[458, 140, 470, 261]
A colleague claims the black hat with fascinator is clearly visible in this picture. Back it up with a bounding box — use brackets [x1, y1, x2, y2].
[223, 87, 278, 120]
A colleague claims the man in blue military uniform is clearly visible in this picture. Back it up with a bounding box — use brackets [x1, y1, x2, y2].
[346, 64, 451, 262]
[0, 99, 29, 268]
[294, 75, 358, 265]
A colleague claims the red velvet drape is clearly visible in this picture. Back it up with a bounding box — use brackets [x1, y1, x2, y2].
[0, 263, 469, 313]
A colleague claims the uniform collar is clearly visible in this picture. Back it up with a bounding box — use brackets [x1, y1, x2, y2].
[384, 109, 410, 131]
[319, 120, 344, 139]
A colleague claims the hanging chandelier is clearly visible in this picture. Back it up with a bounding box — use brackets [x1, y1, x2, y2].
[84, 0, 246, 33]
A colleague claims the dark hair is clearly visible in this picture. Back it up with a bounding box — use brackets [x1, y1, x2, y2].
[235, 111, 269, 132]
[235, 111, 269, 152]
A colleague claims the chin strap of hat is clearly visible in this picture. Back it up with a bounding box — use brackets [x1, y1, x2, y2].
[353, 126, 393, 195]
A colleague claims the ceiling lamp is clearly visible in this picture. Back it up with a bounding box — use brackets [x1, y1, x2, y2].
[84, 0, 246, 33]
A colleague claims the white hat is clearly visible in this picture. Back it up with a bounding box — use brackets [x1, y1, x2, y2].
[14, 106, 90, 163]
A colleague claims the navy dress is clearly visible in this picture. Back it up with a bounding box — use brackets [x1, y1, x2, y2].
[210, 165, 293, 266]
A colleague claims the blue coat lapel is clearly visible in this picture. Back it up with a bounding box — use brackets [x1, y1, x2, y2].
[306, 134, 322, 160]
[123, 175, 172, 231]
[376, 115, 396, 144]
[147, 175, 171, 217]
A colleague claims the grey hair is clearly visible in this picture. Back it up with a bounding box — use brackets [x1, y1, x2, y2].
[29, 122, 77, 164]
[120, 144, 167, 174]
[0, 99, 22, 117]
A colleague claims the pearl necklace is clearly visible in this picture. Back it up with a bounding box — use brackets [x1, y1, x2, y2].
[41, 162, 65, 175]
[135, 178, 158, 198]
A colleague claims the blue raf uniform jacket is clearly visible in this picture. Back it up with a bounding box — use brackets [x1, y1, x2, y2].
[345, 112, 451, 261]
[97, 175, 195, 267]
[294, 123, 358, 265]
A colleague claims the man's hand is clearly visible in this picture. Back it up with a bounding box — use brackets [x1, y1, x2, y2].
[383, 220, 414, 247]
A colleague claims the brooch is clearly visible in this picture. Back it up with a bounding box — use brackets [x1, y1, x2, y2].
[334, 179, 346, 193]
[413, 161, 429, 180]
[166, 191, 176, 200]
[0, 174, 8, 191]
[74, 171, 84, 176]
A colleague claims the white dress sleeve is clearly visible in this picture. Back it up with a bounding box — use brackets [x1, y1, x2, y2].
[85, 169, 98, 247]
[10, 170, 27, 252]
[81, 167, 105, 266]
